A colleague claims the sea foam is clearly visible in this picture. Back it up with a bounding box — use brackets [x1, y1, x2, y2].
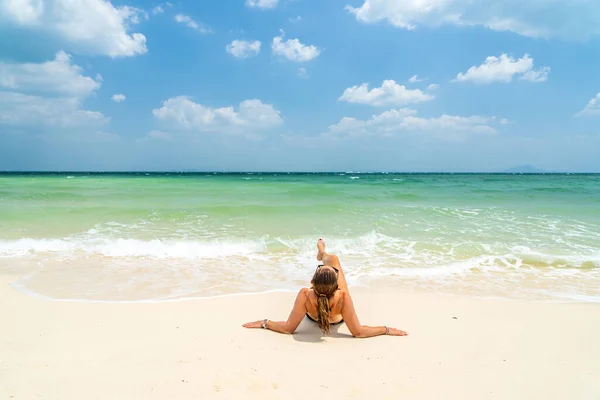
[0, 237, 266, 259]
[1, 230, 599, 303]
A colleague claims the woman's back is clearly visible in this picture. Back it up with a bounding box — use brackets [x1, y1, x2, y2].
[304, 288, 344, 324]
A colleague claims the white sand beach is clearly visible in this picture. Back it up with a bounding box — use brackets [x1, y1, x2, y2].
[1, 274, 599, 400]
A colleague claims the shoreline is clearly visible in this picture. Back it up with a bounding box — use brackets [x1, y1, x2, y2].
[7, 273, 600, 305]
[2, 274, 600, 399]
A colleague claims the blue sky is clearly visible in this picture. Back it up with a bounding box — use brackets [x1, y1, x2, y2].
[1, 0, 599, 172]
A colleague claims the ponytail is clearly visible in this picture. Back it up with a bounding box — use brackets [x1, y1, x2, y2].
[316, 294, 332, 335]
[311, 266, 339, 335]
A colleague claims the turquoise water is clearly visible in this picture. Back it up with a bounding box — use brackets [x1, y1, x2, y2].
[0, 173, 599, 302]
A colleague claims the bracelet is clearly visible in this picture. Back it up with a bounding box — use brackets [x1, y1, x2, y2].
[384, 326, 389, 335]
[261, 319, 268, 329]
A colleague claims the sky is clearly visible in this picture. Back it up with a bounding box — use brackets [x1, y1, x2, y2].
[1, 0, 600, 172]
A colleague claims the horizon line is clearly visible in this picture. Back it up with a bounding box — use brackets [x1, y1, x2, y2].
[1, 170, 599, 174]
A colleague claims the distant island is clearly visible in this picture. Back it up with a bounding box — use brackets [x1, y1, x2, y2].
[503, 165, 547, 173]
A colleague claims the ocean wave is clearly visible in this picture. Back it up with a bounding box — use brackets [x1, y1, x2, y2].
[2, 230, 599, 303]
[0, 237, 266, 259]
[1, 231, 598, 270]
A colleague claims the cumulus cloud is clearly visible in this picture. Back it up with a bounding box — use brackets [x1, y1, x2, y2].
[272, 31, 320, 62]
[575, 93, 600, 117]
[0, 92, 107, 128]
[453, 54, 549, 84]
[0, 51, 106, 128]
[226, 40, 262, 59]
[246, 0, 279, 9]
[0, 51, 100, 97]
[0, 0, 147, 57]
[339, 80, 434, 107]
[326, 108, 500, 140]
[175, 14, 211, 33]
[345, 0, 600, 40]
[152, 96, 283, 136]
[111, 94, 126, 103]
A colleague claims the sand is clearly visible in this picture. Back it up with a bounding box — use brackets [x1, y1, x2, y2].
[1, 274, 599, 399]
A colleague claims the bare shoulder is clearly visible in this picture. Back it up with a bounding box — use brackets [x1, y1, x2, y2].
[298, 288, 312, 307]
[337, 288, 349, 303]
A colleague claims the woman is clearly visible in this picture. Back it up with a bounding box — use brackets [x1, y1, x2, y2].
[243, 239, 408, 338]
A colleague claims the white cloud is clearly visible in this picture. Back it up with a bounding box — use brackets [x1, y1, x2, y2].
[575, 93, 600, 117]
[0, 51, 100, 97]
[408, 75, 425, 83]
[111, 94, 126, 103]
[290, 16, 302, 22]
[152, 2, 172, 14]
[339, 80, 434, 107]
[297, 67, 308, 79]
[0, 51, 106, 128]
[226, 40, 261, 59]
[272, 31, 320, 62]
[152, 96, 283, 135]
[0, 92, 107, 128]
[326, 108, 500, 140]
[246, 0, 279, 9]
[520, 67, 551, 83]
[124, 6, 149, 24]
[453, 54, 549, 84]
[345, 0, 600, 40]
[175, 14, 211, 33]
[0, 0, 147, 57]
[427, 83, 440, 91]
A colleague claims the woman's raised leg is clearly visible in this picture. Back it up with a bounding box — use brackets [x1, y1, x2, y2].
[317, 238, 349, 293]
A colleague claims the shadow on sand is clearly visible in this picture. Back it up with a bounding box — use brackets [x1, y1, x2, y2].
[292, 317, 354, 343]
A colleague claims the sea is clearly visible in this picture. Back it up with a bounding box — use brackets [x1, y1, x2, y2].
[0, 172, 599, 303]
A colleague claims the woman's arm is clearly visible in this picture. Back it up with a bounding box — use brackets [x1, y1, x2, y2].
[340, 290, 408, 338]
[242, 288, 308, 334]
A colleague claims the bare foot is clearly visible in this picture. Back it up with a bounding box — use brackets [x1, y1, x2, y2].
[316, 238, 326, 261]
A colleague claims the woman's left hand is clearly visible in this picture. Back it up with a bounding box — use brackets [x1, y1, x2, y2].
[242, 320, 264, 329]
